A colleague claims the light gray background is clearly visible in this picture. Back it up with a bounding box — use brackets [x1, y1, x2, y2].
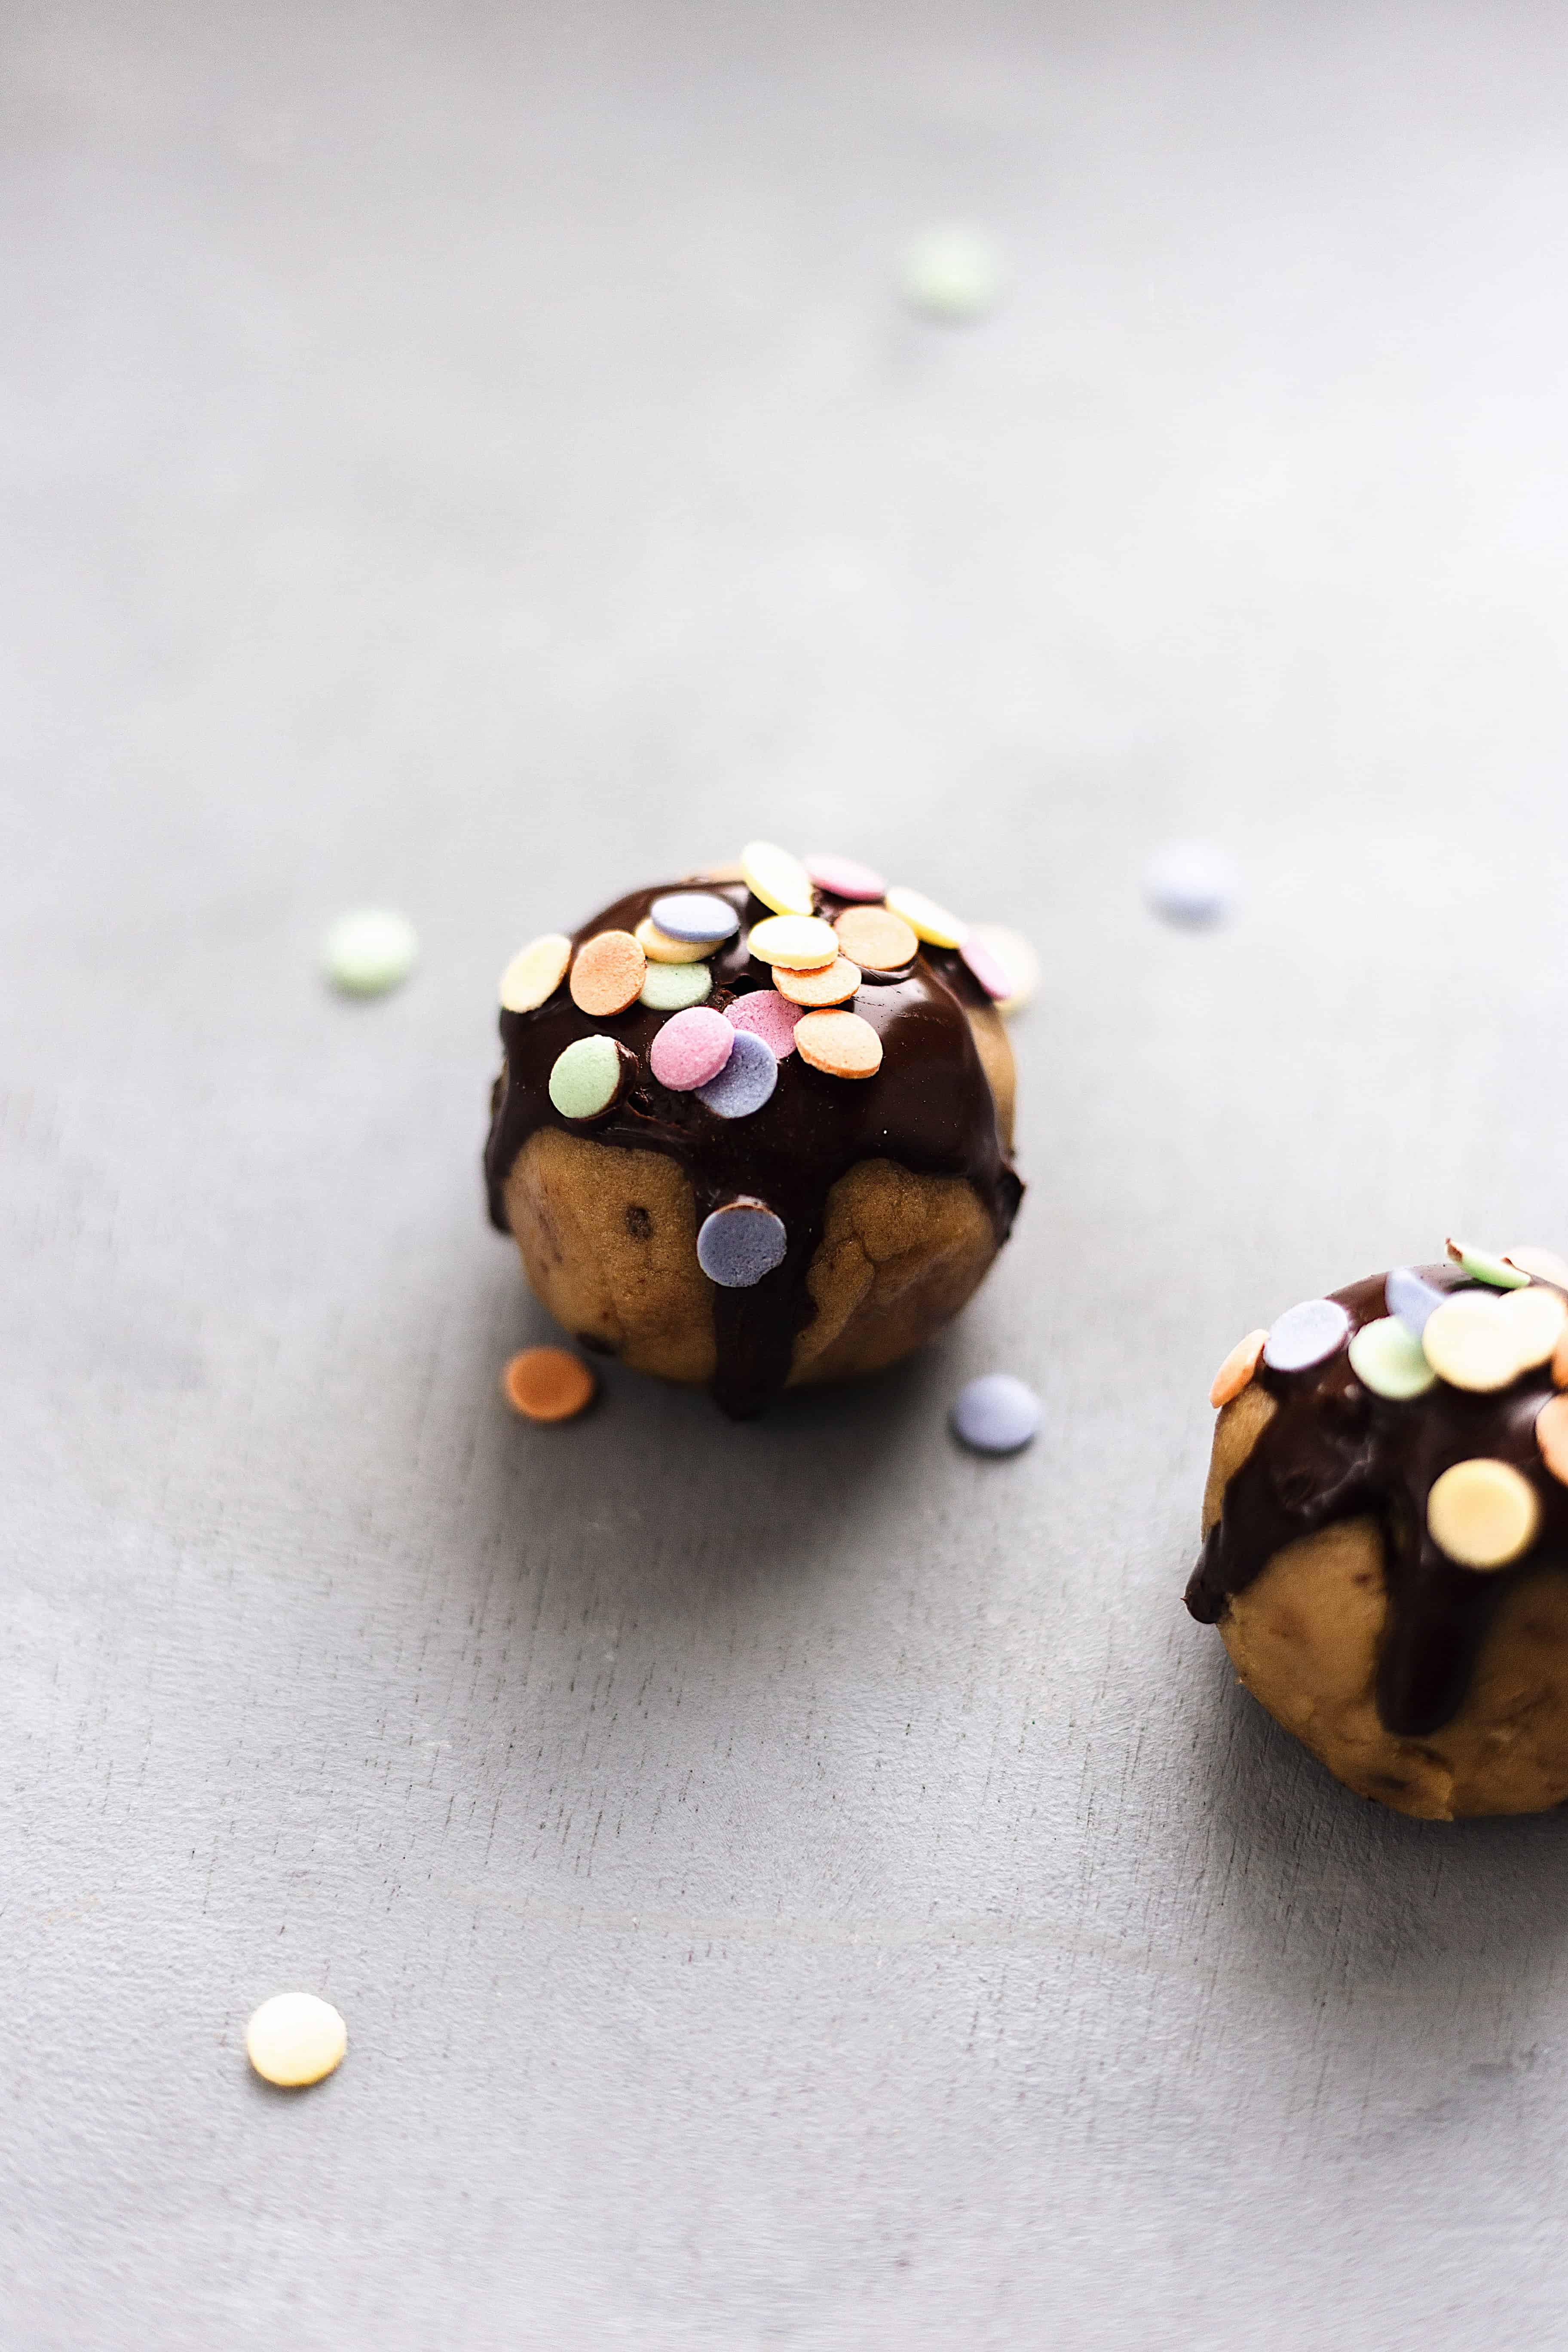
[7, 4, 1568, 2345]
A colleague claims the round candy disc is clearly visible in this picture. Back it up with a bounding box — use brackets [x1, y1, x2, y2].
[502, 1347, 596, 1422]
[697, 1200, 787, 1288]
[570, 930, 646, 1014]
[1427, 1458, 1540, 1570]
[323, 909, 417, 997]
[959, 932, 1014, 1001]
[950, 1373, 1039, 1454]
[1384, 1266, 1448, 1337]
[1210, 1329, 1267, 1409]
[804, 852, 886, 901]
[833, 905, 918, 972]
[1537, 1394, 1568, 1485]
[246, 1992, 347, 2089]
[775, 955, 860, 1007]
[1421, 1293, 1524, 1393]
[747, 913, 839, 969]
[1506, 1245, 1568, 1289]
[649, 1005, 734, 1091]
[884, 885, 967, 949]
[1262, 1298, 1351, 1374]
[968, 923, 1038, 1015]
[740, 840, 815, 918]
[725, 989, 804, 1059]
[649, 891, 741, 946]
[1142, 840, 1238, 928]
[549, 1035, 631, 1119]
[634, 916, 709, 965]
[1495, 1282, 1568, 1371]
[640, 960, 712, 1011]
[499, 931, 571, 1013]
[794, 1009, 883, 1080]
[1446, 1238, 1529, 1290]
[696, 1027, 778, 1119]
[1348, 1317, 1437, 1400]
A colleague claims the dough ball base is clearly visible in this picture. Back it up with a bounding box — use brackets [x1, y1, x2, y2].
[1205, 1392, 1568, 1820]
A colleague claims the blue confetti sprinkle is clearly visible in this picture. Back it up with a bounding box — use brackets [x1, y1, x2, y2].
[696, 1026, 778, 1119]
[950, 1373, 1040, 1455]
[649, 891, 741, 946]
[1262, 1297, 1350, 1373]
[1384, 1265, 1449, 1336]
[697, 1201, 788, 1289]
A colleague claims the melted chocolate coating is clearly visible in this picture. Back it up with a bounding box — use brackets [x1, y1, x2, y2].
[484, 877, 1021, 1419]
[1185, 1263, 1568, 1736]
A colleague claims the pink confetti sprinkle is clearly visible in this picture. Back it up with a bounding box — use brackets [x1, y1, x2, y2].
[960, 932, 1014, 1001]
[724, 989, 805, 1060]
[803, 852, 887, 902]
[649, 1005, 735, 1091]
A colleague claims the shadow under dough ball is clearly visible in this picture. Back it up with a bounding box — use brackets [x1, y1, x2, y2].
[484, 870, 1022, 1418]
[1189, 1250, 1568, 1819]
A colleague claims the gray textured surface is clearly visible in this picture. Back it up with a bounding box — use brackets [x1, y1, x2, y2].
[7, 5, 1568, 2346]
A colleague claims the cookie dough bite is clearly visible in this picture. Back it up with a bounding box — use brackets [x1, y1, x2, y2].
[484, 845, 1024, 1418]
[1188, 1240, 1568, 1819]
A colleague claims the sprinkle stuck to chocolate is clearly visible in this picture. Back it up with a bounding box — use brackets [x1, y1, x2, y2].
[1188, 1254, 1568, 1737]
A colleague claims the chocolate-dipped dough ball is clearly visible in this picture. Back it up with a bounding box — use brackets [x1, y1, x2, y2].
[1189, 1242, 1568, 1819]
[484, 845, 1023, 1418]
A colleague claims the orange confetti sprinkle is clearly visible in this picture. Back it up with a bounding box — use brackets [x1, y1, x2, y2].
[793, 1009, 883, 1080]
[833, 905, 919, 972]
[1539, 1394, 1568, 1485]
[775, 956, 861, 1007]
[570, 930, 646, 1016]
[1210, 1329, 1267, 1409]
[502, 1348, 597, 1423]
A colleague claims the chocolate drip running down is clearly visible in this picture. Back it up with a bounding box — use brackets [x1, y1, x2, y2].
[484, 878, 1022, 1419]
[1185, 1264, 1568, 1737]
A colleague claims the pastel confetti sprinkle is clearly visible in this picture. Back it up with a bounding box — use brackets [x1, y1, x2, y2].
[696, 1027, 778, 1119]
[246, 1993, 346, 2089]
[570, 930, 646, 1015]
[1506, 1245, 1568, 1289]
[1262, 1297, 1351, 1374]
[549, 1035, 632, 1120]
[323, 908, 417, 997]
[776, 955, 861, 1007]
[899, 226, 1007, 323]
[725, 989, 804, 1059]
[640, 960, 712, 1012]
[635, 916, 709, 965]
[1347, 1317, 1437, 1401]
[1142, 841, 1239, 929]
[1427, 1458, 1540, 1571]
[1421, 1293, 1522, 1393]
[741, 840, 815, 918]
[1555, 1322, 1568, 1390]
[950, 1373, 1040, 1454]
[747, 913, 839, 969]
[833, 904, 919, 972]
[1385, 1266, 1448, 1337]
[1536, 1394, 1568, 1485]
[1210, 1329, 1267, 1409]
[794, 1008, 883, 1080]
[959, 932, 1014, 1001]
[499, 931, 572, 1013]
[804, 853, 887, 902]
[697, 1200, 787, 1288]
[968, 923, 1038, 1016]
[1446, 1238, 1530, 1290]
[502, 1346, 596, 1422]
[649, 891, 740, 946]
[649, 1005, 735, 1091]
[885, 885, 967, 950]
[1496, 1283, 1568, 1371]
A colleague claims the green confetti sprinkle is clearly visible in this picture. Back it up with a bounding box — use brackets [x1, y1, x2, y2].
[323, 909, 418, 997]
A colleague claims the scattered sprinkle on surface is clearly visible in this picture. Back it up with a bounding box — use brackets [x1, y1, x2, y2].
[649, 1005, 735, 1091]
[959, 932, 1014, 1001]
[884, 885, 967, 949]
[640, 960, 712, 1011]
[1210, 1329, 1268, 1409]
[1421, 1292, 1529, 1393]
[695, 1027, 778, 1119]
[246, 1993, 347, 2088]
[899, 226, 1007, 322]
[950, 1373, 1039, 1454]
[696, 1200, 788, 1288]
[968, 923, 1038, 1015]
[1496, 1283, 1568, 1371]
[1347, 1316, 1437, 1400]
[502, 1347, 597, 1422]
[1427, 1457, 1540, 1569]
[1385, 1265, 1447, 1336]
[548, 1034, 629, 1120]
[747, 913, 839, 969]
[323, 909, 418, 997]
[1446, 1238, 1530, 1289]
[1262, 1297, 1350, 1374]
[724, 990, 804, 1059]
[1537, 1395, 1568, 1484]
[1142, 840, 1238, 929]
[793, 1008, 883, 1079]
[570, 929, 646, 1014]
[499, 931, 571, 1012]
[832, 905, 918, 971]
[740, 840, 815, 918]
[803, 852, 886, 901]
[635, 916, 710, 965]
[775, 955, 861, 1006]
[648, 891, 740, 946]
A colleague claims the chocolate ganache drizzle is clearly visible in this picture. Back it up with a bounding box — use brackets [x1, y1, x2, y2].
[484, 876, 1021, 1420]
[1185, 1262, 1568, 1737]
